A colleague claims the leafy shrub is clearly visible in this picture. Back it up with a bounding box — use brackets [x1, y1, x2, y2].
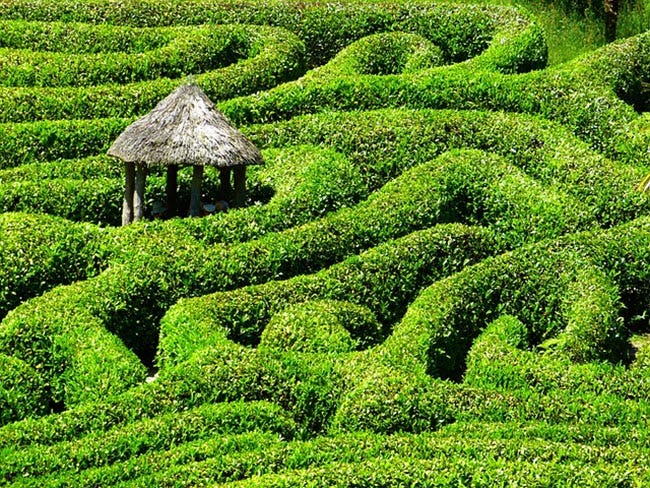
[0, 24, 305, 122]
[157, 224, 497, 368]
[312, 31, 445, 77]
[0, 24, 247, 88]
[259, 299, 382, 354]
[0, 19, 173, 53]
[379, 217, 650, 381]
[0, 400, 295, 483]
[331, 367, 455, 434]
[0, 353, 49, 426]
[0, 212, 104, 319]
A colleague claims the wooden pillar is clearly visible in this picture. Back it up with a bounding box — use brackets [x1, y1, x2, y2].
[219, 167, 232, 202]
[166, 165, 178, 218]
[233, 166, 246, 207]
[133, 163, 147, 222]
[122, 161, 135, 226]
[189, 165, 204, 217]
[604, 0, 619, 43]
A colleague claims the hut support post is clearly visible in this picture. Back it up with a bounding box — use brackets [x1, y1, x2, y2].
[133, 163, 147, 222]
[122, 162, 136, 226]
[189, 165, 204, 217]
[219, 168, 232, 202]
[233, 166, 246, 207]
[166, 165, 178, 218]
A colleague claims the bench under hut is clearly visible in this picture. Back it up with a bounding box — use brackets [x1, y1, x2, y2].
[107, 82, 264, 225]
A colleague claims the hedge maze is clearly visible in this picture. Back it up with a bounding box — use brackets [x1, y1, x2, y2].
[0, 0, 649, 484]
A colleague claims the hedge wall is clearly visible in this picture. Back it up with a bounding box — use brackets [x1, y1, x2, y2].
[1, 0, 649, 484]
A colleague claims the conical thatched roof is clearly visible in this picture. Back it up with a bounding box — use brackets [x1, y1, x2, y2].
[107, 82, 263, 168]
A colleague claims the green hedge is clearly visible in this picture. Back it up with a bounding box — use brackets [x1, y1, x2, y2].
[0, 112, 641, 416]
[0, 24, 305, 122]
[464, 314, 650, 400]
[0, 148, 502, 411]
[0, 0, 550, 127]
[0, 0, 541, 67]
[0, 223, 495, 442]
[217, 457, 643, 487]
[0, 155, 121, 181]
[23, 431, 283, 488]
[1, 109, 644, 226]
[0, 212, 104, 319]
[259, 299, 382, 354]
[160, 145, 367, 246]
[0, 143, 358, 228]
[218, 31, 650, 167]
[0, 178, 122, 224]
[0, 273, 150, 408]
[0, 400, 295, 484]
[377, 217, 650, 381]
[0, 19, 173, 53]
[14, 422, 650, 486]
[0, 24, 247, 88]
[245, 110, 648, 226]
[222, 52, 636, 162]
[0, 353, 49, 427]
[307, 31, 446, 79]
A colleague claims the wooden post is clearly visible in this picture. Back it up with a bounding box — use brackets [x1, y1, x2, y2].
[133, 163, 147, 222]
[604, 0, 619, 43]
[219, 167, 232, 202]
[122, 161, 135, 226]
[233, 166, 246, 207]
[166, 165, 178, 218]
[189, 165, 204, 217]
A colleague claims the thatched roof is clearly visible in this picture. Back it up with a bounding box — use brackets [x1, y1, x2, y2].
[107, 82, 263, 168]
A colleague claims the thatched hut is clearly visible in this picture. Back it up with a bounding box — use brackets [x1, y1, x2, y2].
[108, 82, 264, 225]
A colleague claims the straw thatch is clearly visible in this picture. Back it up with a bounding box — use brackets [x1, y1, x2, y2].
[107, 82, 263, 168]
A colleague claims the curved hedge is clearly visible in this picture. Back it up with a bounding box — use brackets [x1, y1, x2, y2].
[0, 212, 103, 319]
[1, 0, 650, 484]
[0, 24, 305, 122]
[379, 217, 650, 380]
[0, 24, 248, 88]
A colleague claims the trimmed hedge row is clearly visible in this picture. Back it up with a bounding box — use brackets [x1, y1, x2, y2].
[310, 31, 446, 77]
[217, 30, 650, 168]
[0, 0, 542, 68]
[0, 23, 305, 122]
[19, 431, 283, 488]
[2, 144, 508, 409]
[0, 353, 49, 426]
[0, 272, 150, 408]
[0, 0, 550, 126]
[0, 223, 495, 443]
[0, 143, 362, 229]
[0, 24, 247, 88]
[1, 109, 644, 225]
[0, 178, 122, 224]
[216, 456, 644, 487]
[163, 145, 367, 245]
[0, 155, 121, 181]
[246, 109, 648, 226]
[0, 400, 295, 483]
[0, 108, 642, 415]
[0, 19, 173, 53]
[0, 212, 104, 319]
[377, 217, 650, 381]
[464, 314, 650, 400]
[157, 147, 599, 364]
[259, 299, 383, 354]
[0, 117, 128, 168]
[21, 424, 650, 487]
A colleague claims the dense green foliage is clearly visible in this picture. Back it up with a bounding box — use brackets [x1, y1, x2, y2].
[0, 0, 649, 484]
